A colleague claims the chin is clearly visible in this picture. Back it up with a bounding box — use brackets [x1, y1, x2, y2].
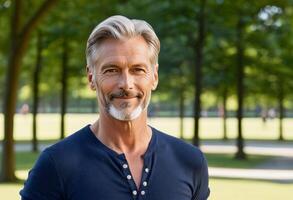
[108, 104, 143, 121]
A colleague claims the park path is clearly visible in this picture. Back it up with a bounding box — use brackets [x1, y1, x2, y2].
[200, 140, 293, 157]
[1, 140, 293, 182]
[209, 167, 293, 183]
[200, 140, 293, 182]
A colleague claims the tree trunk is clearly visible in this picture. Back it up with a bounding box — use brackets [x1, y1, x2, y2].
[192, 0, 206, 147]
[278, 78, 284, 141]
[179, 87, 185, 139]
[235, 15, 246, 160]
[1, 0, 59, 182]
[32, 31, 43, 152]
[222, 88, 228, 140]
[60, 38, 68, 139]
[1, 0, 22, 182]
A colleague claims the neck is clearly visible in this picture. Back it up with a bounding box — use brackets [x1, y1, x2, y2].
[91, 110, 151, 155]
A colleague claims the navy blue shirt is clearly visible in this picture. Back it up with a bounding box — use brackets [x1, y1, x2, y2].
[20, 125, 210, 200]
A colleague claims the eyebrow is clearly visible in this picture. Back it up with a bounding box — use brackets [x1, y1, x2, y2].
[100, 62, 149, 71]
[100, 64, 119, 72]
[131, 63, 148, 68]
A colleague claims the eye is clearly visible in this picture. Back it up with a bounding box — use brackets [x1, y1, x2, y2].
[103, 68, 118, 74]
[132, 67, 146, 74]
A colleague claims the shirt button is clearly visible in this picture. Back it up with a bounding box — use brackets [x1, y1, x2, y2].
[132, 190, 138, 195]
[143, 181, 147, 186]
[141, 190, 146, 195]
[123, 164, 128, 169]
[127, 175, 132, 180]
[145, 168, 150, 173]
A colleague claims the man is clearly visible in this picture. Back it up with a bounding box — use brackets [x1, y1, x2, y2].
[20, 15, 210, 200]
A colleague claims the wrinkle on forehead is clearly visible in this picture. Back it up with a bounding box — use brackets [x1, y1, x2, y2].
[94, 36, 152, 69]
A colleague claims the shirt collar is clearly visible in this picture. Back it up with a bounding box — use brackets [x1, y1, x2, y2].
[86, 124, 157, 160]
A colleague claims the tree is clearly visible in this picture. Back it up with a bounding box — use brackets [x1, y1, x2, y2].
[245, 3, 292, 141]
[0, 1, 11, 110]
[192, 0, 206, 147]
[235, 13, 246, 159]
[203, 1, 237, 140]
[60, 37, 68, 139]
[32, 31, 43, 152]
[1, 0, 59, 182]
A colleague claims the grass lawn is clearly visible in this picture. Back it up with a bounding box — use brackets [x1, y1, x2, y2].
[15, 152, 40, 170]
[1, 114, 293, 141]
[205, 153, 272, 169]
[209, 178, 293, 200]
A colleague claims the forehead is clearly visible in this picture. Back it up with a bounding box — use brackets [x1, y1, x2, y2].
[96, 36, 151, 66]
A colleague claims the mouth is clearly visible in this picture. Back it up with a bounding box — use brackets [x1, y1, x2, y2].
[109, 90, 143, 101]
[115, 96, 137, 99]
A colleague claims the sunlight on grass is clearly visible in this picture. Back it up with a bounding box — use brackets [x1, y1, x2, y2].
[0, 170, 34, 199]
[209, 178, 293, 200]
[0, 183, 22, 200]
[16, 170, 29, 180]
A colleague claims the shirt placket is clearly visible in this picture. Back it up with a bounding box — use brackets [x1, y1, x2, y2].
[138, 164, 150, 200]
[118, 154, 152, 200]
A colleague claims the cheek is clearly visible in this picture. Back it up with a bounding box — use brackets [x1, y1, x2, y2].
[96, 76, 117, 97]
[136, 75, 155, 90]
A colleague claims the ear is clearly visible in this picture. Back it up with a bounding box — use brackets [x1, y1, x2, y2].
[86, 66, 96, 90]
[152, 64, 159, 90]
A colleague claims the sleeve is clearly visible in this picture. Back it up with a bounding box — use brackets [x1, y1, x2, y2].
[19, 150, 64, 200]
[192, 152, 210, 200]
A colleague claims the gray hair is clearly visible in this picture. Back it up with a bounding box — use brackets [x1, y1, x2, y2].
[86, 15, 160, 69]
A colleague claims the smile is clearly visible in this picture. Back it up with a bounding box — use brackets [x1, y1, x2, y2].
[109, 90, 143, 101]
[115, 96, 137, 99]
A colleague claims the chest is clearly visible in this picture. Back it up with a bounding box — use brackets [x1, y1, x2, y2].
[65, 153, 195, 200]
[125, 154, 144, 189]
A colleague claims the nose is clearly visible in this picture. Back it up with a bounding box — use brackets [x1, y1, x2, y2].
[118, 71, 134, 90]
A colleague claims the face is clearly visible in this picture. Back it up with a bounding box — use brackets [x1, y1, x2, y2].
[88, 36, 158, 121]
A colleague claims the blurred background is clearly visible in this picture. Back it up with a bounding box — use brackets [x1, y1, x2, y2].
[0, 0, 293, 199]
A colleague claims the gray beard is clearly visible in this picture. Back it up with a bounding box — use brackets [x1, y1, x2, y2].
[106, 94, 151, 121]
[108, 104, 143, 121]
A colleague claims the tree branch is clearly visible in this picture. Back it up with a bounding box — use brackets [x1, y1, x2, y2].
[11, 0, 22, 41]
[20, 0, 59, 41]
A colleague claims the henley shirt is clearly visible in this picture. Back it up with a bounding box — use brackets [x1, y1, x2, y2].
[20, 125, 210, 200]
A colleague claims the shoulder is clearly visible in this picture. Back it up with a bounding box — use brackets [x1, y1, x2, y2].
[42, 125, 93, 170]
[152, 127, 206, 169]
[152, 126, 203, 157]
[45, 125, 91, 153]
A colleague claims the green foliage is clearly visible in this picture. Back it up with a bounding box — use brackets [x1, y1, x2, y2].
[1, 0, 293, 112]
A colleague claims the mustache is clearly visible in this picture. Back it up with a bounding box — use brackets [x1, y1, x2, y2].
[109, 90, 143, 101]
